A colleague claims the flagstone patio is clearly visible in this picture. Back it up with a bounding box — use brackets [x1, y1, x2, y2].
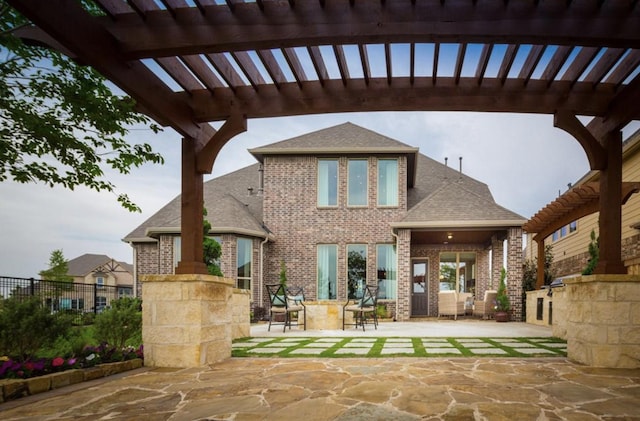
[1, 320, 637, 419]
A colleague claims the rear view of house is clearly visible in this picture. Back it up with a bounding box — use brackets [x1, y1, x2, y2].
[124, 123, 526, 320]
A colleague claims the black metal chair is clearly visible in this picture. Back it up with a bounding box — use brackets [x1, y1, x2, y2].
[343, 285, 379, 331]
[265, 284, 306, 332]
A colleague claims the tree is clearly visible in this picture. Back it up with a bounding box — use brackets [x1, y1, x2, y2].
[0, 2, 163, 212]
[582, 229, 599, 275]
[203, 208, 223, 276]
[39, 249, 73, 312]
[39, 249, 72, 282]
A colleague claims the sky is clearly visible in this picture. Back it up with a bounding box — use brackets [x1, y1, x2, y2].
[1, 111, 638, 279]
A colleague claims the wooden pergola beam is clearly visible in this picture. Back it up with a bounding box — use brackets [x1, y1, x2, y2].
[102, 2, 640, 59]
[9, 0, 207, 141]
[188, 78, 622, 122]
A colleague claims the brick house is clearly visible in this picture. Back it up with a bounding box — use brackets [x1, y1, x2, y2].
[124, 123, 526, 321]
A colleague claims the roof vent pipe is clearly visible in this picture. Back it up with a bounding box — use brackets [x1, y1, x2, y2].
[458, 156, 463, 182]
[444, 157, 448, 180]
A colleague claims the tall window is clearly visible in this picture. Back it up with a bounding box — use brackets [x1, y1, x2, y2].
[377, 159, 398, 206]
[96, 276, 104, 289]
[173, 236, 181, 270]
[318, 159, 338, 207]
[317, 244, 337, 299]
[439, 252, 476, 294]
[348, 159, 368, 206]
[237, 238, 252, 290]
[347, 244, 367, 299]
[376, 244, 397, 299]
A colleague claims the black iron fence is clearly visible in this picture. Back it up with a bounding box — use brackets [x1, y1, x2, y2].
[0, 276, 134, 325]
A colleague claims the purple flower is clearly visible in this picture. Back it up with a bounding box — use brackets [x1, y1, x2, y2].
[67, 358, 77, 366]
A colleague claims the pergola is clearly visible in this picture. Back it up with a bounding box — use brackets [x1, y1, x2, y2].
[11, 0, 640, 278]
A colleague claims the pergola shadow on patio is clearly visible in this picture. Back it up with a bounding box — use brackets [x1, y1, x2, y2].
[249, 319, 555, 338]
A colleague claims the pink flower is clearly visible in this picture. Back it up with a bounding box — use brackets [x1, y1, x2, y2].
[52, 357, 64, 367]
[24, 362, 35, 371]
[67, 358, 77, 366]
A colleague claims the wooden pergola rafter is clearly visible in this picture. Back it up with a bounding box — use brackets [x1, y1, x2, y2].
[9, 0, 640, 275]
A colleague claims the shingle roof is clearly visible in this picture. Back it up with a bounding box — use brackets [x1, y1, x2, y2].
[249, 122, 418, 155]
[124, 122, 523, 242]
[398, 181, 526, 228]
[123, 164, 264, 242]
[67, 254, 132, 277]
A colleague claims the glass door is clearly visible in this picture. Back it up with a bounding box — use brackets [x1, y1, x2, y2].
[411, 259, 428, 316]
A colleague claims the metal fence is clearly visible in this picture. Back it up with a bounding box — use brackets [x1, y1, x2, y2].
[0, 276, 134, 325]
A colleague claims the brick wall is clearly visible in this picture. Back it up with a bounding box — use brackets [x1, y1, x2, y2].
[262, 155, 408, 303]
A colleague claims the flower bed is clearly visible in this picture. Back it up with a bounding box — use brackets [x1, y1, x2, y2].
[0, 344, 144, 402]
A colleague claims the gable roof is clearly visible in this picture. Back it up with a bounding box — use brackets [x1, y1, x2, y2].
[395, 181, 526, 229]
[124, 122, 523, 243]
[249, 122, 419, 187]
[67, 254, 132, 277]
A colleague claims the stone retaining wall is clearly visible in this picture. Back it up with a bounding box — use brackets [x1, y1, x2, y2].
[0, 359, 143, 402]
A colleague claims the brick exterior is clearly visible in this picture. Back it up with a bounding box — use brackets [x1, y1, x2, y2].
[261, 155, 407, 306]
[130, 136, 523, 318]
[507, 227, 524, 321]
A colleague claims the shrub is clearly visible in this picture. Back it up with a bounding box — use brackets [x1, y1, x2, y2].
[93, 297, 142, 350]
[495, 268, 510, 312]
[0, 297, 70, 361]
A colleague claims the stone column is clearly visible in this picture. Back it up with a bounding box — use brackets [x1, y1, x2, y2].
[142, 274, 235, 368]
[563, 274, 640, 368]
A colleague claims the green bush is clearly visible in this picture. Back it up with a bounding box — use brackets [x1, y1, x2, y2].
[0, 297, 71, 361]
[93, 297, 142, 349]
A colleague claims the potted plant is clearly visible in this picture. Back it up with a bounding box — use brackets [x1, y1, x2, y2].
[495, 267, 510, 322]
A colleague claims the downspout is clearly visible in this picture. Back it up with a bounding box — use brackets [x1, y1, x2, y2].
[259, 236, 268, 306]
[391, 230, 399, 321]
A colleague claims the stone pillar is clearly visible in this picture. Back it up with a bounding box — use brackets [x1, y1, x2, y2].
[142, 274, 235, 368]
[564, 274, 640, 368]
[507, 227, 523, 321]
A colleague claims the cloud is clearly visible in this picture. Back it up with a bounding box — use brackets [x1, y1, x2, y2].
[0, 112, 636, 279]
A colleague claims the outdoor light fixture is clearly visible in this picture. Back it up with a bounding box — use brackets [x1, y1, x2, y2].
[447, 233, 453, 240]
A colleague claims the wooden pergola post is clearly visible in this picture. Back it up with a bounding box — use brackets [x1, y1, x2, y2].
[595, 130, 626, 274]
[175, 137, 207, 275]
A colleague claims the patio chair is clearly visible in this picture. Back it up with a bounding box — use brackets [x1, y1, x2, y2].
[286, 286, 306, 330]
[265, 284, 306, 332]
[458, 292, 474, 315]
[437, 290, 465, 320]
[343, 285, 379, 331]
[473, 290, 498, 319]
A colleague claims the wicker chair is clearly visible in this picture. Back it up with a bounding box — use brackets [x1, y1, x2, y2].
[473, 290, 498, 319]
[437, 290, 465, 320]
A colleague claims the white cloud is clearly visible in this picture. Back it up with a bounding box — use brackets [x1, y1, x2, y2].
[0, 112, 636, 279]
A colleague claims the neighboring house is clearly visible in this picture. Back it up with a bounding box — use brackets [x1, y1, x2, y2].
[54, 254, 134, 312]
[124, 123, 526, 321]
[525, 128, 640, 279]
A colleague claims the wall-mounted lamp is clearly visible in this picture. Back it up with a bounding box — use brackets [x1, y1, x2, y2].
[447, 233, 453, 240]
